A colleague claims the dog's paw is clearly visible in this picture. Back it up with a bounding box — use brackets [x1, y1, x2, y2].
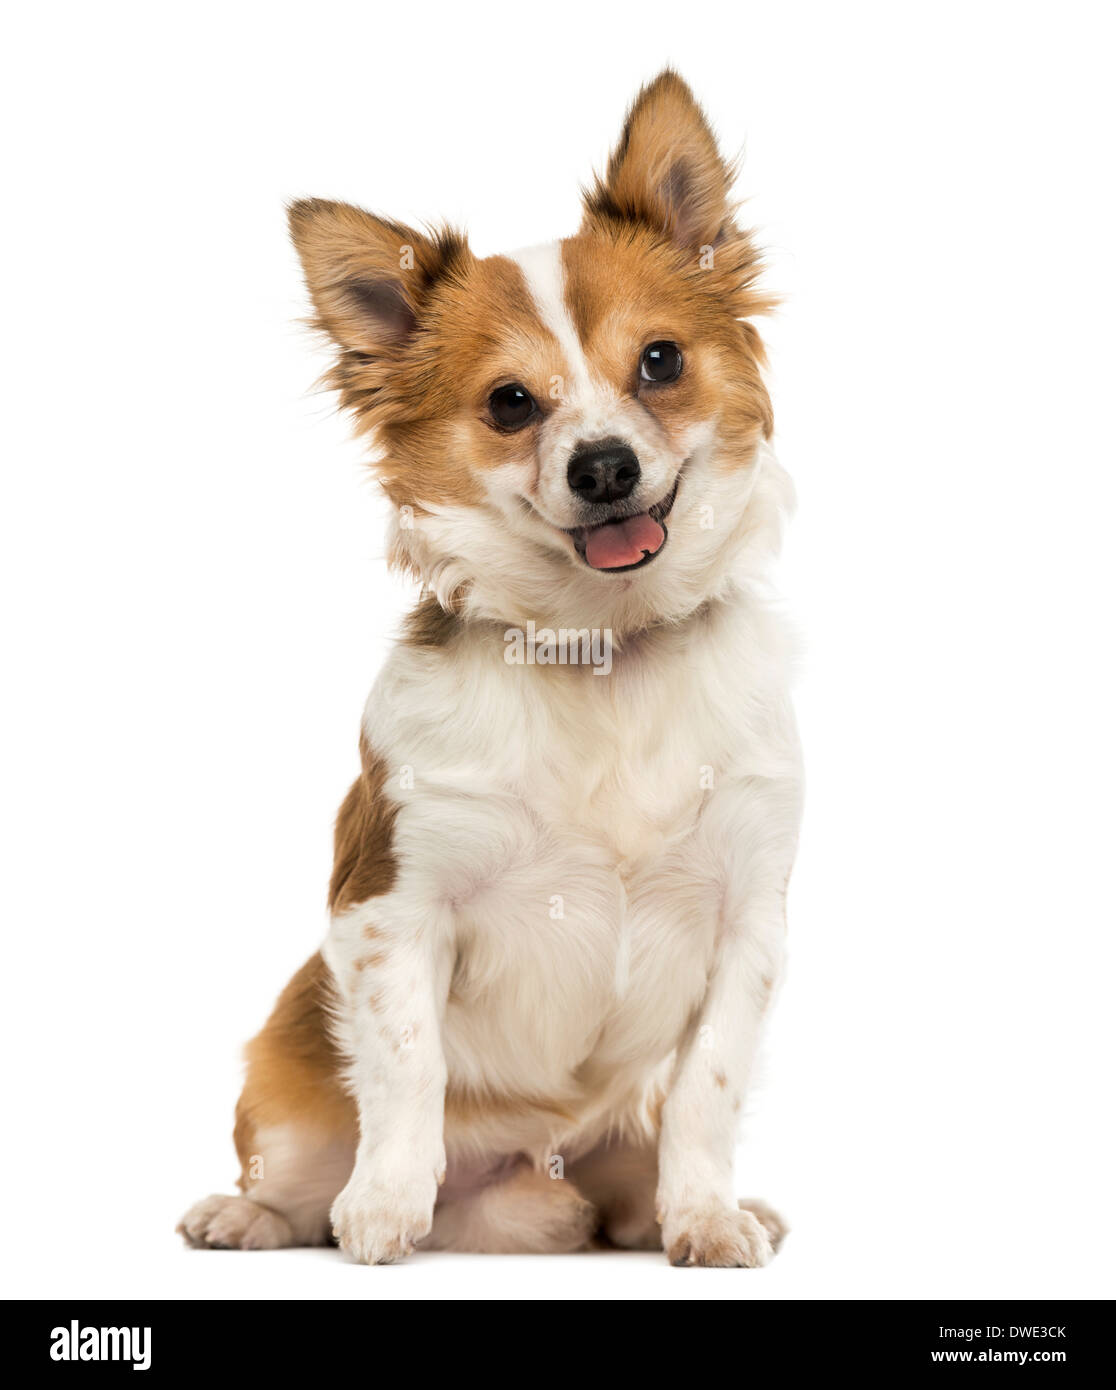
[330, 1166, 437, 1265]
[662, 1203, 775, 1268]
[177, 1194, 293, 1250]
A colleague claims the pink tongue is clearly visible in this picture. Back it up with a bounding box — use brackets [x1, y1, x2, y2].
[583, 512, 666, 570]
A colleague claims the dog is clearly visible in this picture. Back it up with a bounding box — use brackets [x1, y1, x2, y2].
[179, 69, 802, 1266]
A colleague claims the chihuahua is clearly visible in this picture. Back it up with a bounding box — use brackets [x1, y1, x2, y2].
[179, 70, 801, 1266]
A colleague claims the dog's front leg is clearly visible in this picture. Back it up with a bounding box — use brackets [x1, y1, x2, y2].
[657, 775, 800, 1267]
[323, 902, 452, 1264]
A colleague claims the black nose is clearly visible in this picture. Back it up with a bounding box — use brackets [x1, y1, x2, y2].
[566, 441, 641, 504]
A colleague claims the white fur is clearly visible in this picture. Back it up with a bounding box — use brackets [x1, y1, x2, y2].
[324, 244, 803, 1265]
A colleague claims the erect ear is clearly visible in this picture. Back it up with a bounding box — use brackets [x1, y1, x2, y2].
[583, 70, 736, 249]
[287, 198, 465, 353]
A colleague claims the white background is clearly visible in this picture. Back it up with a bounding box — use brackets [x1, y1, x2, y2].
[3, 1, 1114, 1302]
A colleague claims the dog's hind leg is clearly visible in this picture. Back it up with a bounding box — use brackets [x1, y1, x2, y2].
[568, 1140, 663, 1250]
[178, 954, 357, 1250]
[421, 1162, 597, 1253]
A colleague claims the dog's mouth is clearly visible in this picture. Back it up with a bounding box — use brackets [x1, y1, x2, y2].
[567, 476, 681, 573]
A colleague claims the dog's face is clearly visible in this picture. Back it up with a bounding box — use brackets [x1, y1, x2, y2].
[291, 72, 778, 634]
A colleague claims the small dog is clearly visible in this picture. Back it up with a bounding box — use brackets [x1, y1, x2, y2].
[179, 70, 802, 1266]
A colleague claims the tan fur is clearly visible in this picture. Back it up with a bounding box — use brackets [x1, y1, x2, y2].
[327, 735, 398, 914]
[583, 70, 738, 249]
[401, 593, 461, 650]
[561, 228, 773, 459]
[568, 1142, 662, 1250]
[232, 954, 356, 1189]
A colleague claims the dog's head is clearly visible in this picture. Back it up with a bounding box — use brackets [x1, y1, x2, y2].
[290, 71, 787, 637]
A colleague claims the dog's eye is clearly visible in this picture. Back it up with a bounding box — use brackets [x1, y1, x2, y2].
[640, 341, 683, 384]
[488, 384, 537, 431]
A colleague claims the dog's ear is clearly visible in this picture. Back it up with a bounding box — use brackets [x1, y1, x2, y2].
[288, 198, 465, 353]
[583, 70, 736, 250]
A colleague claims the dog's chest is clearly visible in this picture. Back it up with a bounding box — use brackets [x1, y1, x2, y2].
[373, 607, 785, 1107]
[439, 659, 729, 1091]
